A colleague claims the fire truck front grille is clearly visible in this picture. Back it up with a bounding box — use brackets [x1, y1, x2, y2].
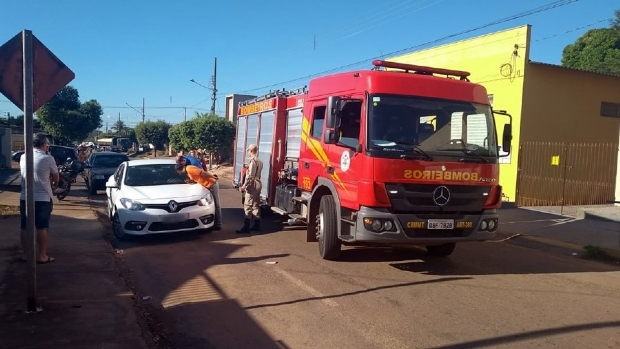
[384, 183, 491, 214]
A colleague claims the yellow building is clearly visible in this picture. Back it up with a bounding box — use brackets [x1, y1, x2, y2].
[389, 24, 620, 208]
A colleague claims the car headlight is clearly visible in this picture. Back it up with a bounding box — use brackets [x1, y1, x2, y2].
[119, 198, 146, 211]
[198, 192, 213, 206]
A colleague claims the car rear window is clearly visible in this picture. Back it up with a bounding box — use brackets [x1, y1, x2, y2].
[93, 155, 129, 168]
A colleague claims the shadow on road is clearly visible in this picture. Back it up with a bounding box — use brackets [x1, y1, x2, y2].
[429, 320, 620, 348]
[85, 185, 295, 348]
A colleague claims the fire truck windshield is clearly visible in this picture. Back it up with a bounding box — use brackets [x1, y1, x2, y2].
[366, 94, 498, 162]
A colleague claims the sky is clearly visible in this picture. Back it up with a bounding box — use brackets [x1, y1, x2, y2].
[0, 0, 617, 130]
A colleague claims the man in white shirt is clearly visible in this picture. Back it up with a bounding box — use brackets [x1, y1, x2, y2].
[19, 133, 59, 264]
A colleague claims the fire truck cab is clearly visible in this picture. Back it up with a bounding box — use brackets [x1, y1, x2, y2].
[233, 60, 513, 260]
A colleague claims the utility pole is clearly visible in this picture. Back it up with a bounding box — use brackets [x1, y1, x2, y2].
[118, 112, 121, 136]
[142, 98, 145, 122]
[210, 57, 217, 114]
[184, 107, 187, 121]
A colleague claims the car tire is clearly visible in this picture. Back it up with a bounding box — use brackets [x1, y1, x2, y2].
[112, 213, 130, 242]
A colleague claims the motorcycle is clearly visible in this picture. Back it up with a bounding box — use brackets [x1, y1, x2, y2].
[54, 157, 85, 201]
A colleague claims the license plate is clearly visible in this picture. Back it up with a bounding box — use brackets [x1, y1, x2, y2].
[160, 213, 189, 223]
[427, 219, 454, 230]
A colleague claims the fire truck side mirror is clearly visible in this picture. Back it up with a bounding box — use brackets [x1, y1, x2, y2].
[326, 96, 342, 128]
[501, 124, 512, 154]
[324, 129, 339, 144]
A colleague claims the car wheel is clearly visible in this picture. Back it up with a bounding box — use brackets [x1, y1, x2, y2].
[112, 213, 129, 241]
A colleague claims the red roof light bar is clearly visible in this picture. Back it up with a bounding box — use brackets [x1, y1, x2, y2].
[372, 60, 471, 80]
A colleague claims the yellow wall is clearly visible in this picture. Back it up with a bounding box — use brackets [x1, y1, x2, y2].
[521, 62, 620, 143]
[388, 25, 531, 203]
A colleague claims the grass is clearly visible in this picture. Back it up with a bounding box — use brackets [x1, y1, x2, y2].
[582, 244, 620, 264]
[0, 204, 20, 219]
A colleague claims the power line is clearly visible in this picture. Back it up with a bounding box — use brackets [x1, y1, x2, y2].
[223, 0, 579, 95]
[534, 17, 612, 42]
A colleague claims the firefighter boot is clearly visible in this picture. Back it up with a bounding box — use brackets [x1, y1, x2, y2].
[236, 218, 251, 234]
[250, 218, 261, 232]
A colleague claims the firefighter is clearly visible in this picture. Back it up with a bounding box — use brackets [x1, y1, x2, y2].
[236, 143, 263, 234]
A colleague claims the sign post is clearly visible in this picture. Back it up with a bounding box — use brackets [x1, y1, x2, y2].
[22, 30, 37, 313]
[0, 29, 75, 312]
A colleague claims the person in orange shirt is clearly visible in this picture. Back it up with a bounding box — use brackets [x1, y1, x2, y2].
[175, 163, 222, 230]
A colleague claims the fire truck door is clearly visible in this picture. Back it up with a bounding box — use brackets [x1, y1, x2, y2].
[330, 101, 362, 197]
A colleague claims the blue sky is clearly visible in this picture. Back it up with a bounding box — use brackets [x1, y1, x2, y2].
[0, 0, 617, 129]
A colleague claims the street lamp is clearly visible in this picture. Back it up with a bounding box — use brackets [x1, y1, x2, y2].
[189, 78, 209, 90]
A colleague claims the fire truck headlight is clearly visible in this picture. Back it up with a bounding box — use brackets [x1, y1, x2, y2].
[383, 220, 394, 231]
[480, 220, 488, 230]
[370, 219, 383, 231]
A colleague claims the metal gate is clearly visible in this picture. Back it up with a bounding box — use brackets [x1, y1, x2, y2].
[516, 141, 618, 209]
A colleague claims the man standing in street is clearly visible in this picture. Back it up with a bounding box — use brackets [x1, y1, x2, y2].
[175, 162, 222, 231]
[236, 144, 263, 234]
[19, 133, 59, 264]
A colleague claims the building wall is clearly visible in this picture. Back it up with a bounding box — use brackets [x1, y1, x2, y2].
[519, 62, 620, 205]
[388, 25, 531, 202]
[224, 94, 256, 124]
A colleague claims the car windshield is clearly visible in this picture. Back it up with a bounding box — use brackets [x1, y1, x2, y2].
[367, 94, 498, 161]
[93, 155, 129, 168]
[124, 164, 186, 187]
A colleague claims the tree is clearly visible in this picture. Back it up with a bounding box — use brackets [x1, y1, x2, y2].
[134, 120, 171, 157]
[167, 112, 236, 167]
[192, 113, 236, 168]
[612, 9, 620, 30]
[562, 9, 620, 76]
[168, 120, 195, 152]
[36, 86, 103, 143]
[112, 119, 126, 136]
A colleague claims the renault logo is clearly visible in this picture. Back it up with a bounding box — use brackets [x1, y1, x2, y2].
[432, 186, 451, 206]
[168, 200, 179, 212]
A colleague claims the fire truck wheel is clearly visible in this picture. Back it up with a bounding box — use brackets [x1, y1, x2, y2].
[425, 243, 456, 257]
[316, 195, 341, 260]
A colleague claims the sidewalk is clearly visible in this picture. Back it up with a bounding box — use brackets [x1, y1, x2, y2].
[0, 186, 150, 349]
[498, 206, 620, 260]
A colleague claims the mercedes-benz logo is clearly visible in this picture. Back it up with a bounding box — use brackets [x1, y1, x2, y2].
[432, 186, 451, 206]
[168, 200, 179, 212]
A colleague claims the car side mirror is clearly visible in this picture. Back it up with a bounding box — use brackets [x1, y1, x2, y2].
[105, 177, 119, 189]
[502, 124, 512, 154]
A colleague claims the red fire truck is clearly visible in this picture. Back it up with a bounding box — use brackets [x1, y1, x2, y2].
[233, 60, 512, 260]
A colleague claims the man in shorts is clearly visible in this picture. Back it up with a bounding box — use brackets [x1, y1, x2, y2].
[19, 133, 59, 264]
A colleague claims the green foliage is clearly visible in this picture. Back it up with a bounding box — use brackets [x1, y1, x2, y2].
[612, 9, 620, 30]
[168, 113, 235, 156]
[193, 113, 236, 154]
[561, 26, 620, 76]
[134, 120, 171, 149]
[0, 114, 41, 129]
[36, 86, 103, 143]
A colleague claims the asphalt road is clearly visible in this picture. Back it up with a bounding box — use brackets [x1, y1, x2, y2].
[87, 180, 620, 349]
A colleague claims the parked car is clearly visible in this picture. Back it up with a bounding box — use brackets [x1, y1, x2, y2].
[83, 152, 130, 195]
[12, 145, 79, 166]
[105, 159, 215, 241]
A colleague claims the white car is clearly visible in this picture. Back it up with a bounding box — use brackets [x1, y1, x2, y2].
[105, 158, 215, 241]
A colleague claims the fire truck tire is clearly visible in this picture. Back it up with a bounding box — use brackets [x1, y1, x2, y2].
[317, 195, 341, 260]
[425, 243, 456, 257]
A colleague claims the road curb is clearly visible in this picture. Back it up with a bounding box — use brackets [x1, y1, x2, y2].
[495, 231, 620, 260]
